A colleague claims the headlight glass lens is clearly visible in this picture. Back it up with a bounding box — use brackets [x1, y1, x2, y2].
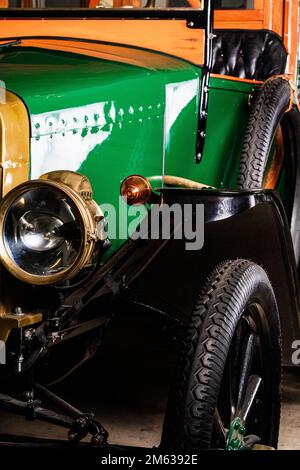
[19, 213, 64, 252]
[3, 186, 83, 276]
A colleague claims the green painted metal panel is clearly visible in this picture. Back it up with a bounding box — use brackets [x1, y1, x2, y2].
[166, 77, 257, 189]
[0, 44, 258, 256]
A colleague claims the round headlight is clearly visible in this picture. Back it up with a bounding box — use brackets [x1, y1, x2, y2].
[0, 172, 104, 285]
[18, 212, 64, 252]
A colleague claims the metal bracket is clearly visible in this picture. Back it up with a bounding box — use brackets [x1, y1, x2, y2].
[186, 17, 204, 29]
[196, 0, 214, 163]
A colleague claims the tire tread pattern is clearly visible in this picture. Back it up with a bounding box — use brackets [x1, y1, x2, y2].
[161, 259, 281, 450]
[238, 78, 291, 189]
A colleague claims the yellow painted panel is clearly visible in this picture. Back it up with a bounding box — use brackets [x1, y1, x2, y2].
[0, 89, 30, 196]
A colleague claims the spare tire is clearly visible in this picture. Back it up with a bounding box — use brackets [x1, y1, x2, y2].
[238, 77, 292, 189]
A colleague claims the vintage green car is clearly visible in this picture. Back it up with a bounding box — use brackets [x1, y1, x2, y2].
[0, 0, 299, 452]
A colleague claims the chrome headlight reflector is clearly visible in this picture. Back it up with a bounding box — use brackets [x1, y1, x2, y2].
[0, 171, 105, 285]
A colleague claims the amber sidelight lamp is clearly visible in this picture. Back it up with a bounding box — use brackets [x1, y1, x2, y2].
[120, 175, 152, 206]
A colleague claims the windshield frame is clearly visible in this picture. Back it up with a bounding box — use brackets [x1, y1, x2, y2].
[0, 7, 207, 22]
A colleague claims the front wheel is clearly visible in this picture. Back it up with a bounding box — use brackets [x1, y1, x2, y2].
[161, 259, 281, 450]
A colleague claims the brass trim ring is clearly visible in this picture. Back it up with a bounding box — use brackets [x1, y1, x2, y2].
[0, 179, 96, 285]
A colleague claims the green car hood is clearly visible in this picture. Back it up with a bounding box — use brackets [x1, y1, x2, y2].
[0, 41, 200, 254]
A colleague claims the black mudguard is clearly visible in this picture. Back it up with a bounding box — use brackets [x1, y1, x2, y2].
[111, 189, 300, 366]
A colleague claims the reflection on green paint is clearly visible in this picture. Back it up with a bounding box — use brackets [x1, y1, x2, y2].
[0, 43, 258, 257]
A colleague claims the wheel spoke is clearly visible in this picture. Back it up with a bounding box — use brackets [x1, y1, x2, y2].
[236, 331, 256, 413]
[230, 319, 246, 418]
[228, 360, 235, 420]
[214, 408, 226, 446]
[237, 374, 262, 423]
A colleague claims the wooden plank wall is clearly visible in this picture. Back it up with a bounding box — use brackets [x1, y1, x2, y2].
[0, 19, 205, 64]
[0, 0, 298, 78]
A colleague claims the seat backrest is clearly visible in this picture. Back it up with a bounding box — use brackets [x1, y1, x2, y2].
[212, 30, 287, 81]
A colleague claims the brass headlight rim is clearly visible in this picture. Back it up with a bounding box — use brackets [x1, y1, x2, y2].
[0, 179, 96, 286]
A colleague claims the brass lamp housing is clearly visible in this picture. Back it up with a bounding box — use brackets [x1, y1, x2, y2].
[0, 170, 105, 285]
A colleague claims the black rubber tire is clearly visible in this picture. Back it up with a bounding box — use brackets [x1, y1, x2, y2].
[238, 77, 292, 189]
[161, 259, 281, 450]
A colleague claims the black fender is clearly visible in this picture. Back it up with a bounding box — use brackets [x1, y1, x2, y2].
[52, 188, 300, 366]
[114, 189, 300, 366]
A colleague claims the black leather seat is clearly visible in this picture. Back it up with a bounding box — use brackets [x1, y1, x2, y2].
[212, 30, 287, 81]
